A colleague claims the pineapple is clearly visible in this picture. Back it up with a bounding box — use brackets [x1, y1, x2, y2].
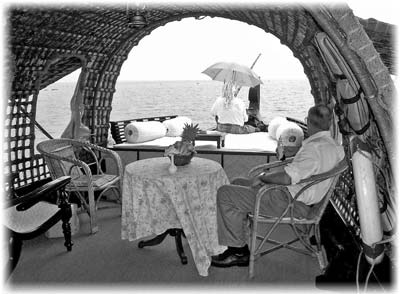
[165, 123, 200, 159]
[175, 123, 199, 155]
[181, 123, 200, 143]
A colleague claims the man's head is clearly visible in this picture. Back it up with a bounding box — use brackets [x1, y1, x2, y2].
[307, 104, 332, 136]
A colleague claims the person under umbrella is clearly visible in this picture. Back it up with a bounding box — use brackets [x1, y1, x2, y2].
[210, 80, 258, 134]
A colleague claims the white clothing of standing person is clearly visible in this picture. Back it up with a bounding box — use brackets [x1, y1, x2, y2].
[210, 81, 257, 134]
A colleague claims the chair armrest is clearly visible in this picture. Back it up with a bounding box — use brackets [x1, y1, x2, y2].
[248, 157, 294, 178]
[291, 158, 348, 201]
[252, 159, 348, 215]
[6, 176, 71, 210]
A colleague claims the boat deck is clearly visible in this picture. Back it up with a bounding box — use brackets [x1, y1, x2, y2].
[7, 201, 323, 288]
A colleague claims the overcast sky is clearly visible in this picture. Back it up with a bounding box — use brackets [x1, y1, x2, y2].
[118, 0, 398, 81]
[32, 0, 396, 82]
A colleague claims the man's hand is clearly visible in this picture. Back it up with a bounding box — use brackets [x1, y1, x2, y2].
[251, 176, 264, 188]
[256, 170, 292, 186]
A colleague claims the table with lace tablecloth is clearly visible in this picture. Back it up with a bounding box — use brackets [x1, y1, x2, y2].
[121, 156, 229, 276]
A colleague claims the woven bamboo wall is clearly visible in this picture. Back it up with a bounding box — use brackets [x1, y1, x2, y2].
[4, 3, 395, 194]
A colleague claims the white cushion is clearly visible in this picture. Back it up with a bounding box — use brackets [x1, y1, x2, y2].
[4, 202, 59, 234]
[124, 121, 167, 143]
[224, 132, 277, 151]
[276, 121, 304, 147]
[268, 116, 288, 140]
[162, 116, 192, 137]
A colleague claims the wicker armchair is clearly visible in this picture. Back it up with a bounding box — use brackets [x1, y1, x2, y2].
[247, 158, 348, 278]
[4, 176, 73, 277]
[37, 139, 123, 234]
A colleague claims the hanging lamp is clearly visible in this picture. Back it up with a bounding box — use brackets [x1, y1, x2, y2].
[126, 3, 147, 28]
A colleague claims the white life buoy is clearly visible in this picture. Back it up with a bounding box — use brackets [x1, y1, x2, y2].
[351, 136, 384, 264]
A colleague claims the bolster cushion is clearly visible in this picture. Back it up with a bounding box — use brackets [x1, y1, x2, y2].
[276, 121, 304, 147]
[124, 121, 167, 143]
[162, 116, 192, 137]
[268, 116, 288, 140]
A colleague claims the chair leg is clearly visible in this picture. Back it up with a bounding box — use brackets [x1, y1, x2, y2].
[8, 233, 22, 277]
[108, 186, 122, 206]
[87, 189, 99, 234]
[316, 246, 328, 272]
[249, 218, 258, 279]
[111, 186, 121, 204]
[314, 224, 328, 272]
[314, 224, 322, 251]
[118, 180, 123, 204]
[61, 203, 74, 251]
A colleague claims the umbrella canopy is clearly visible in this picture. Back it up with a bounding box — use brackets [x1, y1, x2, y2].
[202, 61, 263, 87]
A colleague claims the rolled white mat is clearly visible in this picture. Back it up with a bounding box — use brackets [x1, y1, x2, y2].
[124, 121, 167, 143]
[163, 116, 192, 137]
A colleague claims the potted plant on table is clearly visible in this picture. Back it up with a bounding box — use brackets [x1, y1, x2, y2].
[164, 123, 200, 166]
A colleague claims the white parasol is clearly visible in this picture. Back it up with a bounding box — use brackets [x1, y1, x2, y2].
[202, 61, 263, 87]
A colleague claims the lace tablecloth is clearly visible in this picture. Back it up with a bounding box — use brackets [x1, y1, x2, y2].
[121, 157, 229, 276]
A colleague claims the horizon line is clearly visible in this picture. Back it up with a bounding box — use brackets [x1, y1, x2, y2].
[59, 77, 309, 83]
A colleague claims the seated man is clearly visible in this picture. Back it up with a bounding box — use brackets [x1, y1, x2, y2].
[211, 104, 345, 267]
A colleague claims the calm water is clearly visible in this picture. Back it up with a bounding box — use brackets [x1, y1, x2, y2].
[36, 80, 314, 143]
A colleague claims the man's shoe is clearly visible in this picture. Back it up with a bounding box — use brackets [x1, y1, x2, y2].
[211, 252, 249, 268]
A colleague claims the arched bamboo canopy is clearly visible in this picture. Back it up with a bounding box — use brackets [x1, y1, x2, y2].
[4, 2, 396, 192]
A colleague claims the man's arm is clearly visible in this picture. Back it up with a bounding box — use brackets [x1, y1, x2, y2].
[260, 170, 291, 185]
[251, 170, 292, 188]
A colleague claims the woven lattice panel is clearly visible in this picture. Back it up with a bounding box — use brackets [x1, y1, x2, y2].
[331, 167, 361, 238]
[4, 88, 51, 189]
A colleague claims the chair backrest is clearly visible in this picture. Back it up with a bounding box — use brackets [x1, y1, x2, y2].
[36, 139, 82, 179]
[300, 159, 348, 221]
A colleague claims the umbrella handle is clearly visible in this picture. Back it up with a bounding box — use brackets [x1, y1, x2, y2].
[250, 53, 262, 70]
[235, 53, 262, 96]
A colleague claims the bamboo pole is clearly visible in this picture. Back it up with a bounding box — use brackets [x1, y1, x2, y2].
[20, 105, 53, 139]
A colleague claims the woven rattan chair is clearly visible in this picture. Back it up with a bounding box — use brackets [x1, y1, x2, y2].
[37, 139, 123, 234]
[247, 158, 348, 278]
[4, 176, 73, 277]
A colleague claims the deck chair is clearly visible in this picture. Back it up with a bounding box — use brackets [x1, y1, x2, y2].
[247, 158, 348, 278]
[4, 176, 73, 277]
[37, 138, 123, 234]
